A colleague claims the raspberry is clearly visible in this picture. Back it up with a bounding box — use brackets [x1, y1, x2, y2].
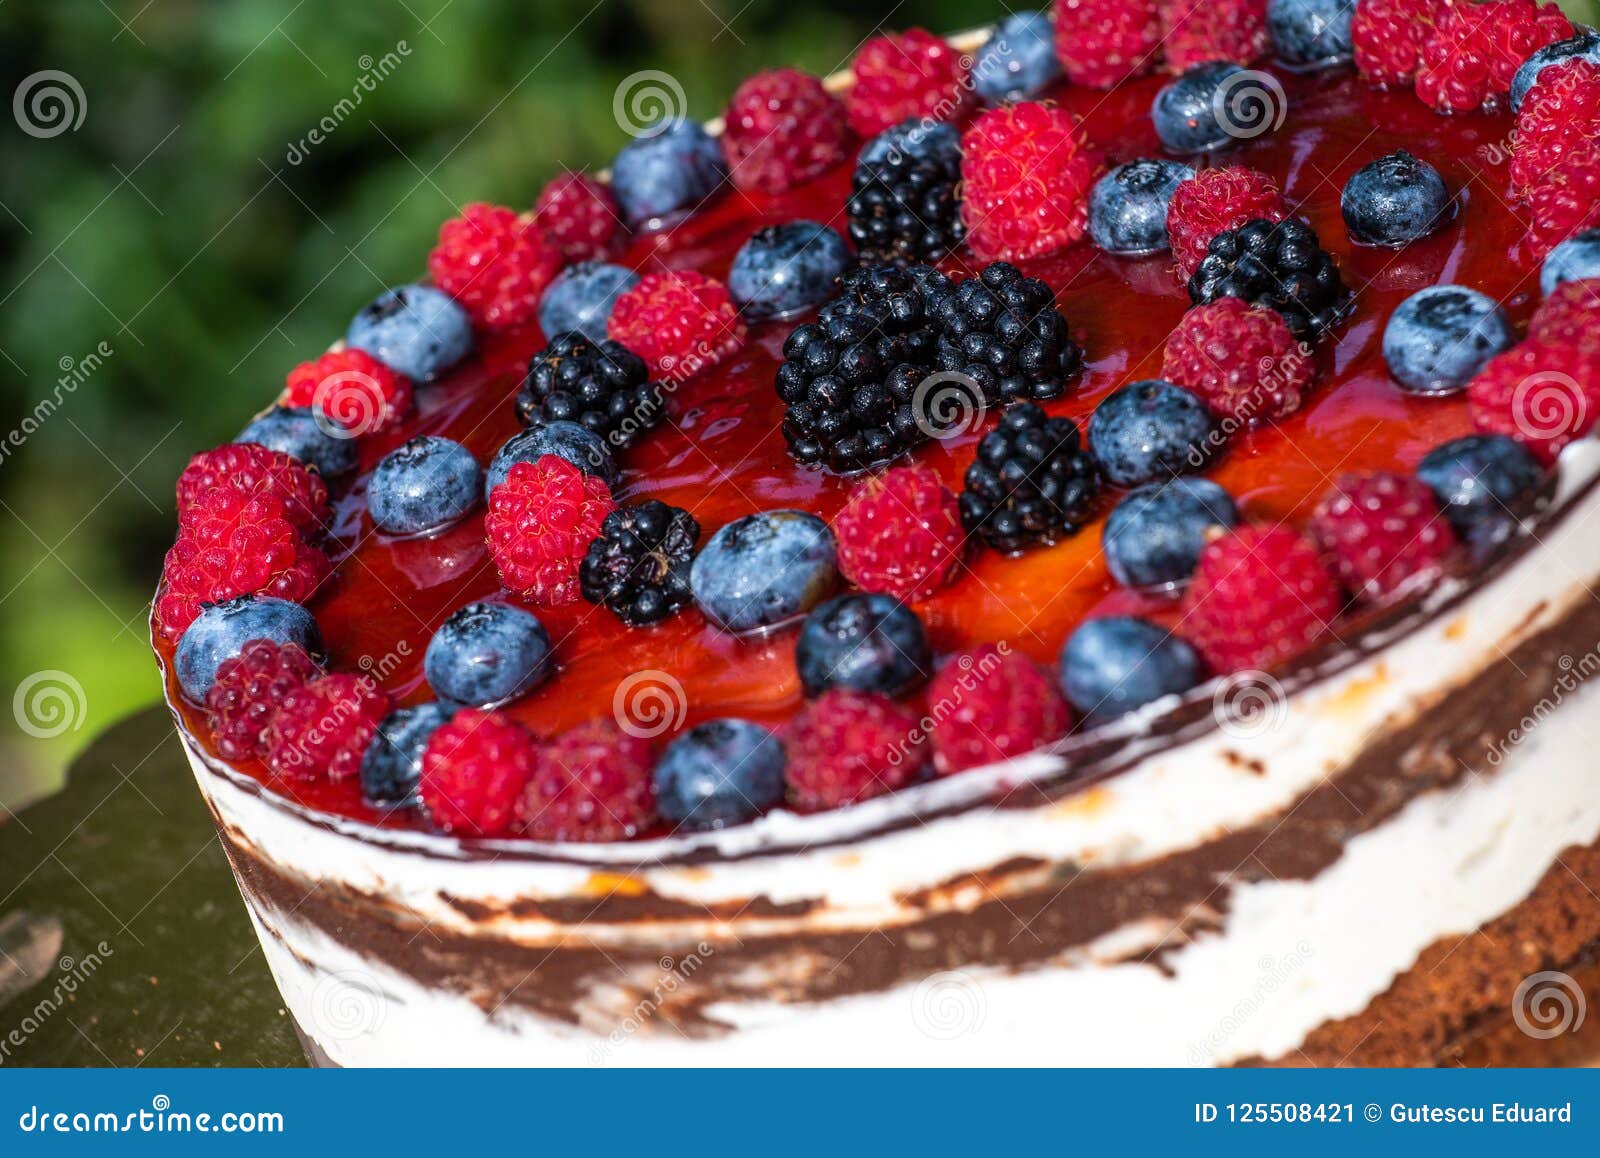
[1308, 472, 1459, 602]
[607, 270, 746, 381]
[1353, 0, 1441, 87]
[158, 488, 331, 639]
[1179, 525, 1343, 673]
[926, 644, 1073, 775]
[1166, 166, 1286, 279]
[283, 347, 412, 437]
[485, 455, 616, 605]
[1053, 0, 1161, 88]
[1415, 0, 1570, 114]
[722, 69, 852, 194]
[1528, 277, 1600, 347]
[263, 672, 389, 782]
[1161, 297, 1314, 422]
[783, 690, 926, 810]
[1159, 0, 1269, 74]
[960, 102, 1100, 262]
[420, 708, 536, 837]
[1527, 141, 1600, 256]
[203, 639, 323, 761]
[177, 442, 329, 536]
[533, 172, 623, 263]
[518, 719, 655, 841]
[1512, 60, 1600, 195]
[832, 465, 964, 601]
[427, 202, 564, 329]
[1467, 337, 1600, 464]
[845, 28, 966, 138]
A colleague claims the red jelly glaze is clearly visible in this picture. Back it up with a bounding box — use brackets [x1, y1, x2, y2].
[155, 67, 1543, 833]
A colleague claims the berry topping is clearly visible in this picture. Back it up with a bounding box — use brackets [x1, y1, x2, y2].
[236, 406, 357, 479]
[1060, 616, 1204, 723]
[1162, 297, 1312, 422]
[1088, 379, 1216, 488]
[173, 595, 323, 703]
[1179, 524, 1344, 673]
[1352, 0, 1439, 87]
[960, 101, 1100, 262]
[1512, 29, 1600, 113]
[1526, 140, 1600, 256]
[973, 12, 1063, 104]
[1052, 0, 1162, 89]
[689, 509, 839, 633]
[368, 436, 482, 536]
[927, 644, 1072, 775]
[611, 118, 728, 231]
[1166, 166, 1286, 279]
[579, 500, 702, 626]
[538, 261, 639, 345]
[1382, 286, 1513, 396]
[423, 601, 553, 708]
[846, 28, 966, 138]
[1160, 0, 1270, 73]
[283, 347, 412, 437]
[795, 592, 932, 698]
[960, 402, 1101, 552]
[1187, 217, 1351, 345]
[727, 221, 853, 322]
[1340, 150, 1453, 248]
[783, 690, 925, 810]
[721, 69, 851, 194]
[427, 202, 563, 330]
[1528, 277, 1600, 346]
[1512, 61, 1600, 195]
[1417, 434, 1549, 547]
[532, 171, 622, 263]
[1089, 159, 1195, 256]
[360, 701, 451, 809]
[177, 442, 330, 537]
[1309, 471, 1458, 601]
[487, 421, 618, 492]
[832, 465, 964, 601]
[1542, 229, 1600, 295]
[607, 270, 746, 381]
[1415, 0, 1571, 114]
[420, 708, 537, 837]
[1103, 478, 1240, 589]
[1466, 337, 1600, 465]
[346, 283, 473, 383]
[931, 262, 1083, 403]
[848, 119, 967, 265]
[204, 639, 323, 761]
[1153, 62, 1284, 155]
[653, 718, 786, 832]
[1267, 0, 1356, 66]
[264, 672, 390, 783]
[518, 719, 656, 841]
[516, 333, 663, 449]
[485, 455, 617, 606]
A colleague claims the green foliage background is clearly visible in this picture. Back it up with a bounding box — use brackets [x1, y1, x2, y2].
[0, 0, 1595, 808]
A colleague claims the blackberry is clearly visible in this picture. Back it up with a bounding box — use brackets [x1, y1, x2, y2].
[579, 500, 701, 626]
[775, 264, 953, 473]
[847, 120, 966, 264]
[931, 262, 1083, 402]
[515, 332, 664, 450]
[1187, 218, 1351, 344]
[959, 403, 1101, 553]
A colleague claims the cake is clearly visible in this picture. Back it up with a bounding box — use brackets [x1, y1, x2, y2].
[152, 7, 1600, 1066]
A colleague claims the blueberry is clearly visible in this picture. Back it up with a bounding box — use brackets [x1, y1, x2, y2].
[1541, 228, 1600, 296]
[1060, 617, 1205, 724]
[359, 701, 452, 808]
[538, 261, 639, 344]
[973, 11, 1062, 104]
[346, 283, 473, 382]
[1103, 479, 1240, 589]
[423, 601, 553, 708]
[1153, 63, 1283, 154]
[1089, 159, 1196, 256]
[1267, 0, 1356, 66]
[1088, 379, 1217, 487]
[1382, 286, 1513, 396]
[794, 593, 931, 698]
[653, 719, 786, 831]
[859, 118, 962, 170]
[368, 436, 482, 536]
[173, 595, 323, 702]
[1512, 29, 1600, 115]
[485, 421, 618, 496]
[689, 510, 837, 633]
[1341, 151, 1453, 248]
[727, 222, 852, 322]
[1417, 434, 1548, 549]
[237, 406, 357, 478]
[611, 118, 728, 231]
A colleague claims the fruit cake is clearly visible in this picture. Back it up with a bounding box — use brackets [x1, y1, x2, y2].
[153, 7, 1600, 1066]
